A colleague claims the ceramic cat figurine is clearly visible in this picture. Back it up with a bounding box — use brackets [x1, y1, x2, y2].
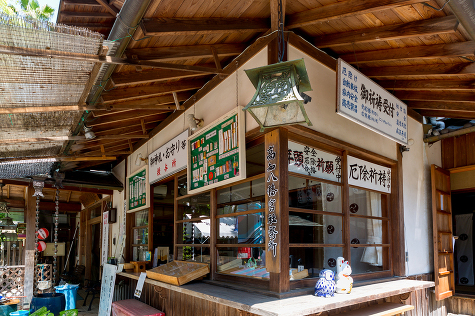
[335, 257, 353, 294]
[315, 269, 336, 298]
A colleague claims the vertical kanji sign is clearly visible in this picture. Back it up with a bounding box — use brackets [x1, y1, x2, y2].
[265, 130, 286, 273]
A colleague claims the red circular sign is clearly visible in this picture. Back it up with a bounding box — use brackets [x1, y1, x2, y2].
[37, 228, 49, 240]
[37, 241, 46, 252]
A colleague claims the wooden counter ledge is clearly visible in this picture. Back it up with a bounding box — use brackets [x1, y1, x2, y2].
[118, 272, 434, 316]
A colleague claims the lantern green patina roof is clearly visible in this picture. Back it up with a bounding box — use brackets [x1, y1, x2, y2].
[244, 58, 312, 93]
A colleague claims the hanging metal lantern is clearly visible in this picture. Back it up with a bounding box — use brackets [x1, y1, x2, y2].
[243, 59, 313, 131]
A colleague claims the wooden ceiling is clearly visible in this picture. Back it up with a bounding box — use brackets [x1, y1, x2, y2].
[54, 0, 475, 171]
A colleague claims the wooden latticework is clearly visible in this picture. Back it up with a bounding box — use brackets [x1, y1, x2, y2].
[0, 266, 24, 297]
[36, 264, 52, 282]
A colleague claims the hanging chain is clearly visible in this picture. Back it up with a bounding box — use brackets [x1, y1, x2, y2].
[277, 0, 285, 62]
[53, 188, 59, 286]
[34, 195, 40, 295]
[235, 61, 239, 108]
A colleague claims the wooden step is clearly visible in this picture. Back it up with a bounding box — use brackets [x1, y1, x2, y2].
[342, 302, 414, 316]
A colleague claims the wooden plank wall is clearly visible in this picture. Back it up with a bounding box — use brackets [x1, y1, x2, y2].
[441, 132, 475, 169]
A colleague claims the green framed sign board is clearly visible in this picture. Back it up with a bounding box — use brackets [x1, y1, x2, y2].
[127, 165, 150, 213]
[187, 106, 246, 194]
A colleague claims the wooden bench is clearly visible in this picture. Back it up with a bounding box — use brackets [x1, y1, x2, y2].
[342, 302, 414, 316]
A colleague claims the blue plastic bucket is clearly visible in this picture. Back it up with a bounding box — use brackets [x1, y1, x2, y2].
[31, 293, 65, 316]
[55, 285, 79, 310]
[9, 311, 29, 316]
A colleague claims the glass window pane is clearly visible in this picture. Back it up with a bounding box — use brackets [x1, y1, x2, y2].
[177, 192, 210, 220]
[218, 213, 264, 244]
[177, 219, 211, 245]
[350, 217, 386, 245]
[289, 176, 342, 213]
[133, 227, 148, 245]
[216, 247, 267, 278]
[349, 188, 384, 217]
[351, 246, 387, 274]
[289, 212, 342, 244]
[176, 246, 210, 263]
[289, 247, 343, 279]
[134, 209, 149, 226]
[217, 178, 265, 215]
[177, 174, 187, 197]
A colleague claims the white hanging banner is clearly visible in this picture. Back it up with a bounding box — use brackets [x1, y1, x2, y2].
[98, 263, 117, 316]
[101, 211, 109, 266]
[149, 129, 189, 184]
[288, 141, 342, 183]
[337, 58, 408, 145]
[347, 156, 391, 194]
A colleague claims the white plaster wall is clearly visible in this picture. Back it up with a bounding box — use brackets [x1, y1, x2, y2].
[402, 118, 436, 276]
[110, 160, 126, 262]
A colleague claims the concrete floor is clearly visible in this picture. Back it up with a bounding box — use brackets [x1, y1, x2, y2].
[76, 289, 99, 315]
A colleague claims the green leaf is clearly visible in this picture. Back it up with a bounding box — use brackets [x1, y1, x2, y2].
[30, 0, 39, 10]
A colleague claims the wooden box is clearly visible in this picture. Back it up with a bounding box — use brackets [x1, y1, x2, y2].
[131, 261, 148, 273]
[146, 261, 209, 286]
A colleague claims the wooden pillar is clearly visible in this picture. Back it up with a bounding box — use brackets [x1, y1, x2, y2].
[265, 128, 289, 293]
[391, 145, 405, 276]
[268, 0, 286, 65]
[209, 188, 217, 280]
[25, 184, 37, 304]
[342, 151, 351, 262]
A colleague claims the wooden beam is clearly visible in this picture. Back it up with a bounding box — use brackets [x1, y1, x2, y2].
[112, 67, 211, 86]
[61, 23, 113, 29]
[66, 191, 72, 203]
[132, 31, 278, 152]
[394, 90, 475, 102]
[376, 79, 475, 90]
[406, 100, 475, 111]
[0, 105, 93, 114]
[62, 0, 103, 6]
[101, 78, 207, 102]
[449, 164, 475, 173]
[210, 46, 222, 70]
[361, 62, 475, 78]
[425, 125, 475, 143]
[142, 18, 269, 36]
[125, 43, 245, 61]
[408, 108, 423, 124]
[0, 45, 223, 74]
[417, 109, 475, 119]
[287, 32, 336, 71]
[268, 0, 284, 65]
[341, 41, 475, 63]
[99, 92, 192, 108]
[60, 11, 116, 18]
[286, 0, 427, 29]
[315, 16, 458, 48]
[79, 150, 132, 156]
[87, 111, 169, 127]
[94, 0, 119, 16]
[172, 92, 181, 110]
[5, 198, 25, 208]
[140, 119, 147, 134]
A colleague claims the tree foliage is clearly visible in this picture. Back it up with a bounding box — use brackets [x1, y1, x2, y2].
[0, 0, 55, 22]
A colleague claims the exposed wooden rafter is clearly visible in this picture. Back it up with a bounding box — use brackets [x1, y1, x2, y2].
[0, 135, 149, 145]
[315, 16, 458, 48]
[361, 63, 475, 78]
[60, 11, 116, 18]
[101, 78, 207, 102]
[87, 112, 169, 127]
[394, 90, 475, 102]
[112, 67, 211, 86]
[376, 79, 475, 90]
[417, 110, 475, 119]
[62, 0, 102, 6]
[94, 0, 119, 16]
[341, 41, 475, 63]
[406, 100, 475, 111]
[125, 43, 246, 61]
[142, 18, 269, 36]
[286, 0, 427, 29]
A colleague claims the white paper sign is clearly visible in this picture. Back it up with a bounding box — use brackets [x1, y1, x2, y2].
[149, 130, 189, 184]
[337, 59, 408, 145]
[347, 156, 391, 193]
[288, 141, 341, 182]
[102, 211, 109, 265]
[98, 263, 117, 316]
[134, 272, 147, 298]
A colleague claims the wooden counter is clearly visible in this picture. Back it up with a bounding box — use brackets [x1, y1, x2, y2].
[118, 272, 434, 316]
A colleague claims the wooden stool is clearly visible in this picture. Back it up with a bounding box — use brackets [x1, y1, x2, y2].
[131, 261, 148, 273]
